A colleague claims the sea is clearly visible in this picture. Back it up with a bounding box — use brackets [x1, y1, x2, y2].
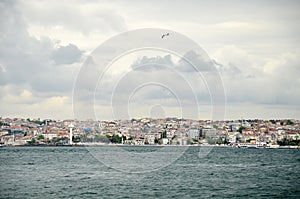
[0, 146, 299, 198]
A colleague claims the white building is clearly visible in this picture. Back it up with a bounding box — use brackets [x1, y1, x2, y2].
[161, 138, 169, 145]
[145, 134, 155, 145]
[188, 128, 201, 140]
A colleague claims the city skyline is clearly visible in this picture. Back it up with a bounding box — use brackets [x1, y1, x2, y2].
[1, 0, 300, 120]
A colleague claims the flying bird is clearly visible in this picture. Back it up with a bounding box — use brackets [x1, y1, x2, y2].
[161, 33, 170, 39]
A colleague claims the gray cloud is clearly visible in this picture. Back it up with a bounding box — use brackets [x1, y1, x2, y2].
[52, 44, 83, 65]
[125, 47, 300, 111]
[217, 48, 300, 106]
[131, 51, 215, 73]
[131, 54, 173, 71]
[88, 51, 219, 120]
[1, 0, 300, 120]
[177, 51, 213, 72]
[0, 1, 81, 94]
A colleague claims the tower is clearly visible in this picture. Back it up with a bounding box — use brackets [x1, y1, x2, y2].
[69, 124, 74, 145]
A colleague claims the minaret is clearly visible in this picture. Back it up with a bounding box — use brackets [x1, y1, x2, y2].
[69, 124, 74, 145]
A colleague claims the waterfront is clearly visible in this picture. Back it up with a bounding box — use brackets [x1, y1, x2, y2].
[1, 117, 300, 148]
[1, 147, 299, 198]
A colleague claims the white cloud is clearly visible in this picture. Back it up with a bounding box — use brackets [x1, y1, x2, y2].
[23, 0, 128, 51]
[1, 0, 300, 120]
[213, 46, 300, 108]
[20, 0, 127, 35]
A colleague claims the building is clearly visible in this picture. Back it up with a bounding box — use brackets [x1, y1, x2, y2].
[188, 128, 201, 140]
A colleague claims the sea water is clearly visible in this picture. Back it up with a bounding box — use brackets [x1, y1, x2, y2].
[1, 146, 299, 198]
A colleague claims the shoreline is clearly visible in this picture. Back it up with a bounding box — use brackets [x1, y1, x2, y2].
[1, 144, 299, 149]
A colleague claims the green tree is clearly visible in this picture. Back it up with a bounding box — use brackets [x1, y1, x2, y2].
[206, 138, 216, 145]
[94, 135, 110, 143]
[238, 126, 246, 134]
[269, 119, 276, 124]
[27, 138, 36, 145]
[37, 135, 45, 140]
[72, 136, 81, 143]
[286, 120, 294, 125]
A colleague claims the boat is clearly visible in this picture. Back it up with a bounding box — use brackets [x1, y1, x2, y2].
[268, 144, 279, 149]
[237, 142, 267, 148]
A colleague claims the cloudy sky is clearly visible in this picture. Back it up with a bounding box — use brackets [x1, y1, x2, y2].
[1, 0, 300, 120]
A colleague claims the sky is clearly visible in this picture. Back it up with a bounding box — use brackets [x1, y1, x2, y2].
[0, 0, 300, 120]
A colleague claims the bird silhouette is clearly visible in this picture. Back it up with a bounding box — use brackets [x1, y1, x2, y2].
[161, 33, 170, 39]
